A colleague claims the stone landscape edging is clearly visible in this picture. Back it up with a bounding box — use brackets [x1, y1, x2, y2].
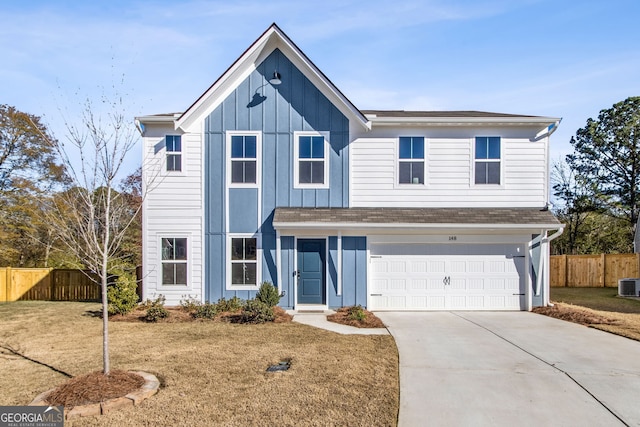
[28, 371, 159, 420]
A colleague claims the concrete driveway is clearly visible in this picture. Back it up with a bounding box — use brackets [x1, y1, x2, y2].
[376, 312, 640, 427]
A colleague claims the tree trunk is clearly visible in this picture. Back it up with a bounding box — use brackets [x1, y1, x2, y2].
[102, 187, 112, 375]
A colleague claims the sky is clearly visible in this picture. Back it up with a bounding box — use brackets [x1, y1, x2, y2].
[2, 0, 639, 176]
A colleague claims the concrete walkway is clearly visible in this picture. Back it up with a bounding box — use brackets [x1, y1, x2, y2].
[290, 311, 389, 335]
[377, 311, 640, 427]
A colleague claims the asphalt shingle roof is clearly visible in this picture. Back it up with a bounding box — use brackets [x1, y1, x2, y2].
[361, 110, 542, 119]
[273, 207, 561, 226]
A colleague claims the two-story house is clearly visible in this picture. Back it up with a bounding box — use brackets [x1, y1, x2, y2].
[136, 23, 563, 311]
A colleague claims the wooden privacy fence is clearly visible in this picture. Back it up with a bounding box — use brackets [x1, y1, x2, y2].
[550, 254, 640, 287]
[0, 268, 102, 302]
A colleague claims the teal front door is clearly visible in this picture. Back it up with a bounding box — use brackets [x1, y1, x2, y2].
[297, 239, 326, 305]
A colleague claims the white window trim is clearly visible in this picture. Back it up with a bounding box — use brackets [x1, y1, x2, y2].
[293, 131, 330, 189]
[157, 234, 191, 290]
[164, 134, 186, 176]
[472, 136, 503, 187]
[395, 136, 427, 188]
[226, 131, 262, 188]
[226, 233, 262, 291]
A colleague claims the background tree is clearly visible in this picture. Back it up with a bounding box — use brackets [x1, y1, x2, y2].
[37, 88, 141, 375]
[553, 97, 640, 254]
[566, 96, 640, 228]
[0, 105, 67, 266]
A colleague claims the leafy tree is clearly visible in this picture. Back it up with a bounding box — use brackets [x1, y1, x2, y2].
[566, 97, 640, 231]
[0, 105, 66, 266]
[551, 159, 598, 254]
[552, 211, 632, 254]
[0, 105, 64, 193]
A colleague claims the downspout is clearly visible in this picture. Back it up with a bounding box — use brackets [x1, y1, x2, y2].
[536, 227, 564, 306]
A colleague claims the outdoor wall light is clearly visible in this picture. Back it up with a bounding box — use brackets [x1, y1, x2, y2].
[269, 71, 282, 85]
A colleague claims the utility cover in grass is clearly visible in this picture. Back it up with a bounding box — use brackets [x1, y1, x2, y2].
[266, 361, 291, 372]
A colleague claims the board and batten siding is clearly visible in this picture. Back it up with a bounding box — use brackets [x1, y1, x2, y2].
[203, 48, 350, 303]
[350, 128, 549, 208]
[142, 125, 204, 305]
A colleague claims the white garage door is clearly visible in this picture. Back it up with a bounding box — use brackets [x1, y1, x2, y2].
[369, 243, 526, 311]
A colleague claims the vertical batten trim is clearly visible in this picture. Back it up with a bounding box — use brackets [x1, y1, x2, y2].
[276, 231, 282, 293]
[337, 232, 343, 296]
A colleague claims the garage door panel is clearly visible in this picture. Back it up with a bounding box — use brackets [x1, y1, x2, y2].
[369, 243, 525, 311]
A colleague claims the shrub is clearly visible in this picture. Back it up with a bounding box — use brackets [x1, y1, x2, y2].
[240, 299, 274, 324]
[107, 274, 139, 315]
[347, 305, 366, 321]
[180, 296, 202, 313]
[140, 295, 165, 310]
[193, 302, 217, 319]
[255, 281, 281, 308]
[144, 295, 168, 322]
[215, 296, 243, 312]
[145, 306, 169, 322]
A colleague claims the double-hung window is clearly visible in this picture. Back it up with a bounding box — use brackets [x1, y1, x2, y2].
[475, 136, 501, 184]
[230, 237, 257, 287]
[398, 136, 425, 184]
[294, 132, 329, 188]
[166, 135, 182, 172]
[161, 237, 187, 285]
[231, 135, 257, 184]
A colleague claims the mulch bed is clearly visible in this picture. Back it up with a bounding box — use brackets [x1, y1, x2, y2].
[327, 307, 386, 328]
[46, 370, 144, 407]
[532, 304, 619, 326]
[110, 306, 293, 323]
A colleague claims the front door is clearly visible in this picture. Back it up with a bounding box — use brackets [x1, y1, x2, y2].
[297, 239, 326, 305]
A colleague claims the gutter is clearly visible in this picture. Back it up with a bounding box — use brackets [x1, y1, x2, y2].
[367, 116, 561, 127]
[533, 118, 562, 141]
[272, 222, 563, 231]
[535, 227, 565, 305]
[134, 119, 145, 136]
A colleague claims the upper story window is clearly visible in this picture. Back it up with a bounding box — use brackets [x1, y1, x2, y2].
[166, 135, 182, 172]
[294, 132, 329, 189]
[475, 136, 501, 185]
[231, 135, 257, 184]
[399, 136, 425, 184]
[227, 132, 261, 187]
[161, 237, 187, 286]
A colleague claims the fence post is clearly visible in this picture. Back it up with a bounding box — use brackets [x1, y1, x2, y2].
[601, 253, 606, 287]
[6, 267, 11, 301]
[563, 255, 568, 287]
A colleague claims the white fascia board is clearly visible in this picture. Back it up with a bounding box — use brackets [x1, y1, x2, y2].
[273, 222, 565, 231]
[175, 28, 274, 132]
[175, 25, 370, 133]
[136, 114, 181, 124]
[368, 116, 561, 127]
[272, 36, 370, 130]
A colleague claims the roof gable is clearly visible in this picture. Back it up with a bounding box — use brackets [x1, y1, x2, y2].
[176, 23, 370, 132]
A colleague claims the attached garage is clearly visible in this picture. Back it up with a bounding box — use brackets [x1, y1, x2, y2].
[273, 207, 563, 312]
[369, 243, 526, 311]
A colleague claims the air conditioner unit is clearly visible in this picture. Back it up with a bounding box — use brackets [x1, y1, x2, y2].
[618, 278, 640, 297]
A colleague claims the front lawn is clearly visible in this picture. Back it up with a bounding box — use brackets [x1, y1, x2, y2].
[0, 301, 399, 426]
[541, 287, 640, 341]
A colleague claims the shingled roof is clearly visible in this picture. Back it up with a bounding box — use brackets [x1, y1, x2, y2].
[273, 207, 562, 229]
[362, 110, 541, 119]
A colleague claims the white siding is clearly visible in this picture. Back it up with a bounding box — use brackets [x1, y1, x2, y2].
[142, 123, 203, 305]
[350, 126, 549, 208]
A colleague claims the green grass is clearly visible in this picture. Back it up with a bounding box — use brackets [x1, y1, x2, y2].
[551, 287, 640, 313]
